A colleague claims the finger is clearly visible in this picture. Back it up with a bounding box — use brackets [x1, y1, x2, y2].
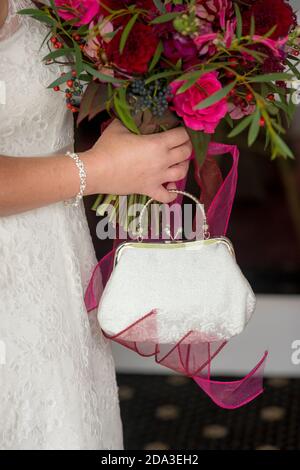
[168, 141, 193, 165]
[165, 160, 189, 182]
[150, 186, 178, 204]
[156, 126, 191, 149]
[166, 182, 177, 190]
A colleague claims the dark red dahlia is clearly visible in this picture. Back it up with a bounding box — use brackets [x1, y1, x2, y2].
[242, 0, 297, 39]
[101, 0, 157, 15]
[105, 22, 159, 74]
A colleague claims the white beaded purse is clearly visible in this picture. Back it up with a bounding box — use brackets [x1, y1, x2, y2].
[97, 190, 256, 344]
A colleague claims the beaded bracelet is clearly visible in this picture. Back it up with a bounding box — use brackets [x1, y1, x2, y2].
[64, 151, 87, 207]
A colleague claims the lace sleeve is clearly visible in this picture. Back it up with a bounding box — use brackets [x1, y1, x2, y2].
[0, 1, 34, 42]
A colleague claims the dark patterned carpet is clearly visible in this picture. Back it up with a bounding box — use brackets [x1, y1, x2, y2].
[116, 373, 300, 450]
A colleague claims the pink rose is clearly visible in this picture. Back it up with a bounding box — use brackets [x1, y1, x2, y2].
[54, 0, 101, 26]
[169, 72, 228, 133]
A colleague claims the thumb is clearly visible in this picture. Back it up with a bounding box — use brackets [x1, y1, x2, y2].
[153, 184, 178, 204]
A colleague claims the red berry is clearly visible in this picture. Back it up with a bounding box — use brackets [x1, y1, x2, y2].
[54, 43, 60, 49]
[50, 36, 57, 44]
[245, 92, 254, 102]
[293, 49, 299, 56]
[225, 70, 235, 78]
[66, 103, 73, 109]
[53, 86, 60, 92]
[66, 92, 72, 99]
[228, 58, 238, 68]
[74, 34, 81, 41]
[71, 107, 78, 113]
[267, 93, 275, 101]
[71, 70, 77, 77]
[234, 96, 244, 106]
[67, 80, 74, 88]
[259, 117, 265, 127]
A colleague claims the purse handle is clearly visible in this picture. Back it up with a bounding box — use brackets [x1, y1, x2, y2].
[136, 189, 210, 241]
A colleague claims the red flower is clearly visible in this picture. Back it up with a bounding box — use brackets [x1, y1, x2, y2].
[101, 0, 157, 16]
[105, 22, 159, 74]
[242, 0, 296, 39]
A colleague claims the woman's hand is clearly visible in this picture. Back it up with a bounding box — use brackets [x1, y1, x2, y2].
[82, 118, 192, 203]
[0, 118, 192, 216]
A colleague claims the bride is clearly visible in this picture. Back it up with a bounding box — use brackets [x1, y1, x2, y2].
[0, 0, 192, 450]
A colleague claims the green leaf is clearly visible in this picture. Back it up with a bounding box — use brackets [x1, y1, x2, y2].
[176, 76, 199, 94]
[234, 3, 242, 39]
[224, 113, 234, 129]
[43, 47, 75, 61]
[91, 194, 104, 211]
[194, 81, 236, 111]
[248, 107, 261, 146]
[272, 133, 294, 159]
[83, 63, 123, 84]
[113, 88, 140, 134]
[228, 113, 253, 138]
[150, 12, 180, 24]
[185, 128, 210, 168]
[249, 14, 255, 36]
[153, 0, 166, 13]
[249, 73, 294, 83]
[119, 13, 139, 54]
[286, 59, 300, 80]
[74, 41, 84, 76]
[149, 41, 164, 72]
[145, 70, 180, 84]
[47, 71, 73, 89]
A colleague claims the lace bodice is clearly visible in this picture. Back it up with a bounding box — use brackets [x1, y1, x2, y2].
[0, 0, 74, 156]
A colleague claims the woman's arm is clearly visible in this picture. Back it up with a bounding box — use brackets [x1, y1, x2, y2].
[0, 119, 192, 216]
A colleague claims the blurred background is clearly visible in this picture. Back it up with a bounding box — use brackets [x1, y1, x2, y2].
[76, 0, 300, 450]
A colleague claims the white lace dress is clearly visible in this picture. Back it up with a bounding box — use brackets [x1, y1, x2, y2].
[0, 0, 124, 450]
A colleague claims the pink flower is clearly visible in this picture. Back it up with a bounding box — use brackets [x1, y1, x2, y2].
[169, 72, 228, 133]
[228, 102, 256, 120]
[54, 0, 101, 26]
[84, 17, 113, 60]
[252, 35, 288, 57]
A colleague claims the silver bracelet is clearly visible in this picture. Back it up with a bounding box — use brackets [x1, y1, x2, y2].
[64, 151, 87, 207]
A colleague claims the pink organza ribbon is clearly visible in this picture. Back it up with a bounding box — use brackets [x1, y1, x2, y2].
[84, 142, 268, 409]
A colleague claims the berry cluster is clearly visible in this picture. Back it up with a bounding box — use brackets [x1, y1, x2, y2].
[128, 79, 173, 117]
[53, 71, 84, 113]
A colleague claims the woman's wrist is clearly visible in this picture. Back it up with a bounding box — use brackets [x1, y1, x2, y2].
[78, 149, 104, 196]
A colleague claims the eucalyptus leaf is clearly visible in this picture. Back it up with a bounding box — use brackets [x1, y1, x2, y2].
[194, 81, 236, 111]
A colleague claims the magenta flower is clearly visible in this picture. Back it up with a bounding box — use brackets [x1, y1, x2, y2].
[169, 72, 228, 133]
[163, 33, 198, 62]
[54, 0, 101, 26]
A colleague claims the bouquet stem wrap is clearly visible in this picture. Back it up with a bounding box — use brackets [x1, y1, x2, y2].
[84, 143, 268, 409]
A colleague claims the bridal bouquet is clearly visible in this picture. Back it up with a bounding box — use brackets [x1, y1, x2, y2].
[20, 0, 300, 225]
